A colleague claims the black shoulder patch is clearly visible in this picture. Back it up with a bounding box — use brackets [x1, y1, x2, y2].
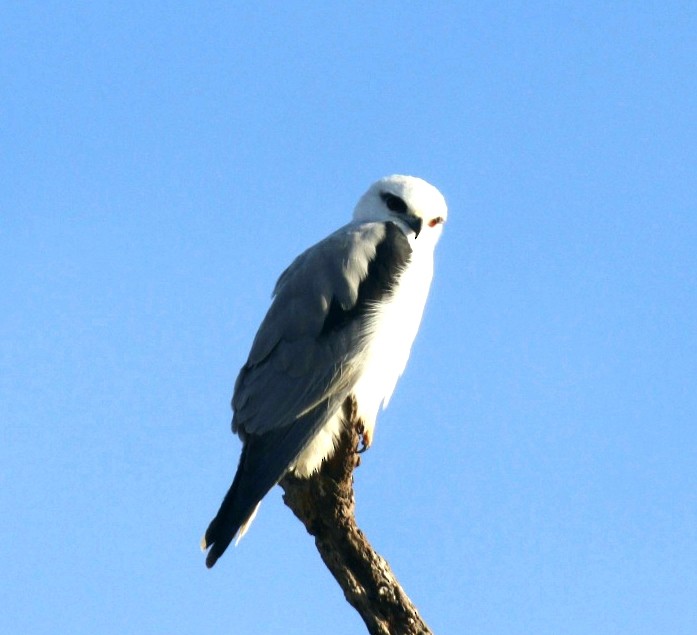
[321, 222, 411, 335]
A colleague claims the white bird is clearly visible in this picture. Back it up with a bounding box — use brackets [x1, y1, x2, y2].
[202, 175, 447, 567]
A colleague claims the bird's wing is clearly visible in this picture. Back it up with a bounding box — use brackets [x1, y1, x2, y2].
[232, 220, 411, 438]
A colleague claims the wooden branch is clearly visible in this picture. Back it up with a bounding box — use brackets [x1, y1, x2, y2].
[280, 397, 433, 635]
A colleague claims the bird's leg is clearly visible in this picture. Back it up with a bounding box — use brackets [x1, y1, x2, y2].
[341, 395, 369, 457]
[356, 419, 372, 454]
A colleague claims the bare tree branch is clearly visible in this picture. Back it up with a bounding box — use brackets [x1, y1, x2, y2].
[280, 397, 433, 635]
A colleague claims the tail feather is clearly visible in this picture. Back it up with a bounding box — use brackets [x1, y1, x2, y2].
[201, 434, 287, 568]
[202, 401, 342, 567]
[202, 453, 263, 568]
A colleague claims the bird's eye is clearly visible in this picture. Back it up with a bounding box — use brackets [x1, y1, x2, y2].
[380, 192, 408, 214]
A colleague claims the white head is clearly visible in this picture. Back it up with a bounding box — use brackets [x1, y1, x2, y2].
[353, 175, 448, 247]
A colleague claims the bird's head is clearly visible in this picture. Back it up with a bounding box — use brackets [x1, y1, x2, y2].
[353, 175, 448, 246]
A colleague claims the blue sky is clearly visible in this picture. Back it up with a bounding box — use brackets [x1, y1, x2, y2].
[2, 3, 696, 634]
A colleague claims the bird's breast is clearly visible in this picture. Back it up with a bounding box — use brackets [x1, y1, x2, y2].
[351, 249, 435, 431]
[291, 248, 434, 478]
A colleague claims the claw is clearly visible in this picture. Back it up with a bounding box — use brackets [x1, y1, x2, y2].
[356, 420, 372, 454]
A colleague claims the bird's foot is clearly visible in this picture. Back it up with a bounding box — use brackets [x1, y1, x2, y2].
[356, 420, 372, 454]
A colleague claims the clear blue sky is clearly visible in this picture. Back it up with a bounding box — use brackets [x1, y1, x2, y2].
[2, 3, 696, 634]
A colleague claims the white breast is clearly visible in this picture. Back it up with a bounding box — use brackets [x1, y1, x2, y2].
[291, 245, 434, 478]
[352, 246, 434, 434]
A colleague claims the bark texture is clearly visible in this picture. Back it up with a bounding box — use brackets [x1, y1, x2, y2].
[280, 397, 433, 635]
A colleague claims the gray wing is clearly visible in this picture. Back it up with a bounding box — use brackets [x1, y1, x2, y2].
[233, 220, 407, 437]
[202, 220, 411, 567]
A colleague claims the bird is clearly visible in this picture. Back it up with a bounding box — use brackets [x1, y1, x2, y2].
[201, 174, 447, 568]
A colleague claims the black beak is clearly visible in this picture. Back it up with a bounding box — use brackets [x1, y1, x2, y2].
[405, 215, 423, 238]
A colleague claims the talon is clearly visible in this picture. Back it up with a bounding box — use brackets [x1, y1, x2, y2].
[350, 405, 372, 454]
[356, 424, 372, 454]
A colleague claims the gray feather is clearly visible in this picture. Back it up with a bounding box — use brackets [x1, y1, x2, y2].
[232, 221, 390, 436]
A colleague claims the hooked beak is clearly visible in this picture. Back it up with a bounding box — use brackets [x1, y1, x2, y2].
[405, 215, 423, 238]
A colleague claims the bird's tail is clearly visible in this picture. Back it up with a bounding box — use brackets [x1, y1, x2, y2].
[201, 466, 258, 568]
[202, 404, 340, 567]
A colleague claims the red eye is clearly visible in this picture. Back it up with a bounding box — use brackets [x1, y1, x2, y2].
[428, 216, 444, 228]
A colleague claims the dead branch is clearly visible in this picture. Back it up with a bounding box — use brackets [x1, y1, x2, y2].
[280, 397, 433, 635]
